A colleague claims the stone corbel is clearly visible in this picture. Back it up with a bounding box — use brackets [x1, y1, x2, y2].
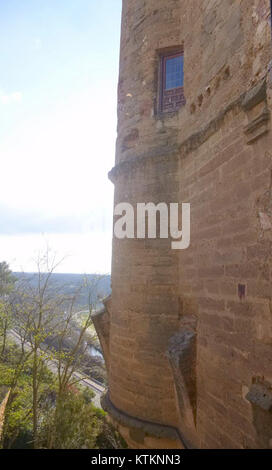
[166, 318, 197, 444]
[242, 79, 270, 144]
[92, 295, 111, 372]
[245, 378, 272, 448]
[246, 380, 272, 411]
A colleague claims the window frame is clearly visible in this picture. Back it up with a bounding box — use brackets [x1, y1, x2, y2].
[159, 49, 185, 114]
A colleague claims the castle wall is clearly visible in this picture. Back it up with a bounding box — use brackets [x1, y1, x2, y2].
[97, 0, 272, 448]
[109, 0, 183, 446]
[178, 102, 272, 448]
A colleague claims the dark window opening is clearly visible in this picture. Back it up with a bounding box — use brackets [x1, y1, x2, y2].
[159, 51, 185, 113]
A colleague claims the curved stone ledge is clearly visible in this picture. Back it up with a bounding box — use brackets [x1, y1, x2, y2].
[108, 143, 179, 183]
[101, 391, 188, 447]
[108, 79, 269, 184]
[241, 79, 267, 111]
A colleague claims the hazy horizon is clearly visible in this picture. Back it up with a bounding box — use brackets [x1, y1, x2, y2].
[13, 269, 111, 275]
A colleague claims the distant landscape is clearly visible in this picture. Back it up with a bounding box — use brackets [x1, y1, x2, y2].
[14, 272, 112, 311]
[0, 264, 125, 449]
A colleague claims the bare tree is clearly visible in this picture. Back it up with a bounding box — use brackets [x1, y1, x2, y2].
[46, 274, 104, 449]
[1, 250, 68, 447]
[1, 250, 106, 449]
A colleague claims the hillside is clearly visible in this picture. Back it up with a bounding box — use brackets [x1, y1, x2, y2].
[14, 272, 111, 311]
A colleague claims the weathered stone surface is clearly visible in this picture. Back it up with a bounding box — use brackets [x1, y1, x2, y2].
[246, 384, 272, 411]
[242, 79, 267, 111]
[95, 0, 272, 449]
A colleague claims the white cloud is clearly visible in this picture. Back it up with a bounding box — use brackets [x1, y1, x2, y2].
[0, 84, 116, 273]
[0, 91, 22, 104]
[0, 232, 112, 274]
[0, 84, 115, 214]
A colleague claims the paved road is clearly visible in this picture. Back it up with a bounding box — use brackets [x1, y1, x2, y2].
[8, 330, 105, 409]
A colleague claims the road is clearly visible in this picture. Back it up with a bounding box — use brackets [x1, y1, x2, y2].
[8, 329, 105, 408]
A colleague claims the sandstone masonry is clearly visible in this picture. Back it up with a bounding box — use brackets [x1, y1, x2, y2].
[93, 0, 272, 449]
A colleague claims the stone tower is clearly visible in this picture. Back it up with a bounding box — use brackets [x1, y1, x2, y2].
[94, 0, 272, 449]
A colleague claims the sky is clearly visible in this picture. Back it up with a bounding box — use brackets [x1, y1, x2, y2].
[0, 0, 122, 274]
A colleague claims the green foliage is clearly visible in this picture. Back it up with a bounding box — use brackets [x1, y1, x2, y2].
[0, 262, 16, 358]
[0, 354, 56, 448]
[39, 390, 101, 449]
[0, 361, 33, 447]
[39, 388, 127, 449]
[0, 302, 13, 346]
[0, 346, 126, 449]
[0, 302, 12, 326]
[95, 420, 128, 450]
[0, 261, 125, 449]
[0, 262, 16, 296]
[0, 363, 15, 385]
[79, 384, 95, 404]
